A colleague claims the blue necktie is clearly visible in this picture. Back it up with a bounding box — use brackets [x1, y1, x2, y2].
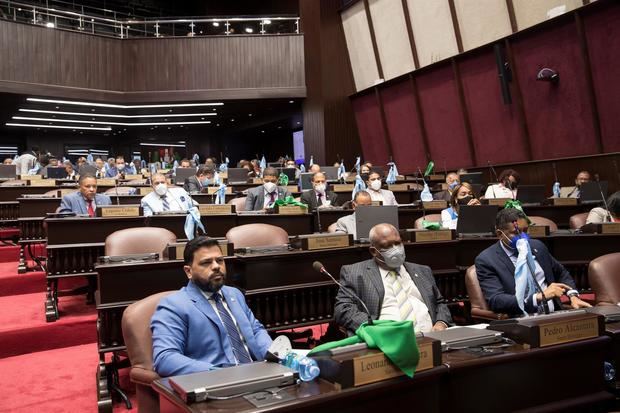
[212, 293, 252, 364]
[161, 195, 170, 211]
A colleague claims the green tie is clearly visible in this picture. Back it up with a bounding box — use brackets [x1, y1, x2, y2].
[387, 271, 414, 321]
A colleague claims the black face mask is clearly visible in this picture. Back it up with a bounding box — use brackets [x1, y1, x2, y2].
[457, 195, 473, 206]
[504, 179, 517, 190]
[360, 173, 369, 182]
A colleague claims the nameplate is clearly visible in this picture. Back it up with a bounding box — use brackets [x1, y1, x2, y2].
[138, 187, 153, 195]
[581, 223, 620, 234]
[156, 169, 170, 174]
[96, 178, 116, 186]
[528, 225, 549, 237]
[198, 204, 235, 215]
[551, 197, 578, 206]
[332, 184, 354, 192]
[428, 174, 445, 181]
[539, 316, 601, 347]
[388, 184, 410, 192]
[124, 174, 143, 180]
[422, 200, 447, 210]
[29, 180, 56, 187]
[352, 351, 404, 386]
[411, 229, 454, 243]
[206, 186, 232, 195]
[125, 179, 147, 185]
[485, 198, 511, 206]
[285, 185, 299, 193]
[294, 233, 352, 251]
[166, 240, 232, 259]
[371, 200, 383, 206]
[24, 174, 43, 180]
[275, 205, 307, 215]
[252, 178, 264, 184]
[97, 205, 141, 217]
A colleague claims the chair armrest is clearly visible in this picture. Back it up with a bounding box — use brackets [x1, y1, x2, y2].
[471, 308, 510, 321]
[130, 367, 160, 386]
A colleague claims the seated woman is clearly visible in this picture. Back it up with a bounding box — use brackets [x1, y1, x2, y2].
[586, 191, 620, 224]
[441, 182, 481, 229]
[484, 168, 519, 199]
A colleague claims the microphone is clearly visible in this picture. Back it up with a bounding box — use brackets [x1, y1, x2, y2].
[315, 199, 323, 233]
[113, 177, 120, 206]
[488, 161, 499, 198]
[594, 174, 612, 222]
[523, 252, 550, 315]
[312, 261, 373, 326]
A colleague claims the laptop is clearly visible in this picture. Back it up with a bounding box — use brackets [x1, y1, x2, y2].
[580, 181, 608, 203]
[174, 167, 196, 184]
[169, 362, 297, 403]
[424, 327, 504, 351]
[299, 172, 314, 191]
[321, 166, 339, 181]
[46, 167, 67, 179]
[516, 185, 546, 205]
[276, 167, 297, 183]
[0, 164, 17, 179]
[227, 168, 250, 184]
[459, 172, 483, 186]
[456, 205, 498, 236]
[354, 205, 399, 241]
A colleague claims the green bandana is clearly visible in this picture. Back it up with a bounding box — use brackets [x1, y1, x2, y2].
[278, 173, 289, 186]
[422, 220, 441, 230]
[503, 200, 531, 224]
[274, 196, 308, 208]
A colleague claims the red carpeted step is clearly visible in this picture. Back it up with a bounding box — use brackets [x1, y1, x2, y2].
[0, 245, 20, 263]
[0, 292, 97, 358]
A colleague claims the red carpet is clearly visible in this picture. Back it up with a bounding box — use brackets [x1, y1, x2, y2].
[0, 245, 19, 263]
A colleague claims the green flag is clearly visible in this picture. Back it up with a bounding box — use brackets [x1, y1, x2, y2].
[503, 199, 531, 224]
[278, 172, 289, 186]
[423, 161, 435, 176]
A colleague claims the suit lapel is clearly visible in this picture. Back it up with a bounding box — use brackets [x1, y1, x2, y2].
[185, 282, 228, 340]
[366, 260, 385, 311]
[256, 188, 265, 209]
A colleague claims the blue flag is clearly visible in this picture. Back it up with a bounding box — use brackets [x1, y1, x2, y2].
[514, 239, 538, 315]
[552, 181, 561, 198]
[192, 153, 200, 165]
[386, 162, 399, 185]
[354, 156, 361, 173]
[300, 164, 306, 173]
[86, 153, 94, 163]
[338, 161, 346, 180]
[215, 183, 227, 205]
[352, 174, 367, 200]
[259, 156, 267, 177]
[219, 157, 229, 172]
[173, 160, 179, 172]
[420, 182, 433, 202]
[184, 207, 205, 241]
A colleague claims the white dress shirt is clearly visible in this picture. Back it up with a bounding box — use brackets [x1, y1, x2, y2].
[484, 184, 517, 199]
[378, 265, 433, 333]
[368, 188, 398, 206]
[141, 187, 194, 216]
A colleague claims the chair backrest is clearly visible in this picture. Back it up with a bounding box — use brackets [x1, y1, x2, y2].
[465, 265, 490, 312]
[226, 223, 288, 248]
[121, 291, 174, 379]
[589, 253, 620, 306]
[569, 212, 588, 230]
[228, 196, 247, 212]
[528, 216, 558, 232]
[105, 186, 136, 196]
[414, 213, 442, 229]
[105, 227, 177, 257]
[327, 222, 338, 233]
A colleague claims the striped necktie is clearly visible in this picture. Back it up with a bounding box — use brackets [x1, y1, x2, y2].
[386, 270, 414, 321]
[160, 195, 170, 211]
[212, 293, 252, 364]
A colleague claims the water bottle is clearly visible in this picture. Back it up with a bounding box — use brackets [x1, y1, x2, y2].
[420, 182, 433, 202]
[552, 181, 561, 198]
[282, 352, 320, 382]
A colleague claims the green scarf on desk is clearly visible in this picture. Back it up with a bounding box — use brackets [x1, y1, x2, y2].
[308, 320, 420, 378]
[274, 196, 307, 208]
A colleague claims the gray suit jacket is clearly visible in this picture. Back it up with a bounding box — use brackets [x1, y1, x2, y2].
[334, 213, 356, 237]
[334, 259, 453, 334]
[184, 176, 203, 193]
[245, 185, 292, 211]
[58, 191, 112, 215]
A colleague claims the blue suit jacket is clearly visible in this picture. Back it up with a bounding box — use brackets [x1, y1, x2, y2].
[58, 191, 112, 215]
[475, 239, 575, 316]
[151, 281, 272, 377]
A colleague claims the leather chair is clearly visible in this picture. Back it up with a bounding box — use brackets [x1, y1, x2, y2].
[465, 265, 509, 321]
[589, 253, 620, 306]
[122, 291, 174, 413]
[226, 223, 288, 248]
[105, 186, 137, 196]
[105, 227, 176, 257]
[569, 212, 588, 230]
[414, 213, 442, 229]
[228, 196, 247, 212]
[327, 222, 338, 233]
[528, 216, 558, 232]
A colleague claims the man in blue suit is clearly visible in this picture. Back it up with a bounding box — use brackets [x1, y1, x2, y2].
[151, 236, 272, 377]
[475, 208, 591, 316]
[58, 174, 112, 216]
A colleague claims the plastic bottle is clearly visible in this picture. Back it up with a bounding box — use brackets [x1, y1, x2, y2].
[282, 352, 320, 382]
[420, 182, 433, 202]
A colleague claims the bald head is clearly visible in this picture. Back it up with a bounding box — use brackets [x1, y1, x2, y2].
[309, 164, 321, 174]
[369, 223, 401, 248]
[353, 190, 372, 209]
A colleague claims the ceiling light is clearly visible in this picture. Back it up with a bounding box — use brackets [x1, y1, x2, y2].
[140, 142, 186, 147]
[212, 22, 220, 27]
[244, 27, 253, 33]
[46, 22, 55, 28]
[289, 100, 294, 103]
[263, 19, 271, 25]
[12, 116, 211, 126]
[19, 109, 216, 118]
[26, 98, 224, 109]
[6, 123, 111, 130]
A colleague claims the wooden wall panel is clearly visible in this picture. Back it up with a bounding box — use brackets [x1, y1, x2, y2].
[453, 0, 512, 51]
[341, 1, 380, 91]
[512, 0, 583, 30]
[351, 92, 389, 165]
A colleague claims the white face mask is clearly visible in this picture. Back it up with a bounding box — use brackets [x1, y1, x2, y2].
[314, 183, 326, 194]
[154, 183, 167, 196]
[117, 163, 125, 171]
[370, 179, 382, 191]
[263, 182, 277, 193]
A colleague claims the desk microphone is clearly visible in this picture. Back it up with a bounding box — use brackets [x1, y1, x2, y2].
[315, 200, 323, 233]
[595, 174, 612, 222]
[488, 161, 499, 198]
[113, 178, 120, 206]
[312, 261, 373, 326]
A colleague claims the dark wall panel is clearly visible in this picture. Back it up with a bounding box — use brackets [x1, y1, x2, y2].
[583, 4, 620, 152]
[351, 93, 389, 166]
[458, 49, 529, 165]
[511, 19, 597, 159]
[416, 65, 472, 170]
[380, 79, 426, 174]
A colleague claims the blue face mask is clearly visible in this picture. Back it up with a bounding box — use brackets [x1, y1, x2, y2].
[201, 178, 212, 186]
[448, 181, 459, 191]
[500, 229, 530, 250]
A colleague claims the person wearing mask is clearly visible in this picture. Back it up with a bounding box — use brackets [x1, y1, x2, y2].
[94, 158, 106, 178]
[64, 161, 77, 180]
[36, 155, 51, 178]
[245, 167, 292, 211]
[141, 173, 195, 216]
[3, 158, 13, 165]
[334, 223, 453, 335]
[586, 191, 620, 224]
[366, 171, 398, 206]
[309, 164, 321, 174]
[484, 169, 519, 199]
[564, 171, 591, 198]
[440, 182, 481, 229]
[14, 146, 39, 176]
[300, 172, 339, 210]
[58, 174, 112, 216]
[105, 156, 128, 179]
[184, 166, 216, 194]
[475, 208, 591, 316]
[433, 172, 460, 202]
[284, 160, 300, 179]
[334, 190, 373, 236]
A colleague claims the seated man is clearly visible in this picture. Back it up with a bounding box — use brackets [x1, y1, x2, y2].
[151, 236, 272, 377]
[245, 167, 292, 211]
[105, 156, 128, 179]
[141, 173, 194, 216]
[2, 158, 13, 165]
[94, 158, 106, 178]
[563, 170, 591, 198]
[334, 190, 372, 235]
[58, 174, 112, 216]
[334, 223, 453, 335]
[433, 172, 459, 202]
[366, 171, 398, 205]
[184, 166, 215, 194]
[64, 161, 77, 180]
[301, 172, 339, 210]
[484, 169, 519, 199]
[309, 164, 321, 174]
[476, 208, 591, 316]
[586, 191, 620, 224]
[179, 159, 192, 168]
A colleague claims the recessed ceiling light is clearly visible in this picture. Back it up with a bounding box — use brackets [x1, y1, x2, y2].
[245, 27, 253, 33]
[213, 22, 220, 27]
[6, 123, 111, 130]
[297, 122, 301, 124]
[261, 130, 265, 133]
[231, 119, 235, 122]
[216, 124, 220, 126]
[45, 22, 55, 28]
[248, 114, 252, 117]
[19, 109, 216, 118]
[12, 116, 211, 126]
[263, 19, 271, 25]
[289, 100, 294, 103]
[26, 98, 224, 109]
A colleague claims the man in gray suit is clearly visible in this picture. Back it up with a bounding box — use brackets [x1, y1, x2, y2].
[334, 190, 372, 237]
[335, 223, 452, 335]
[184, 166, 216, 194]
[245, 167, 292, 211]
[300, 172, 339, 210]
[58, 174, 112, 216]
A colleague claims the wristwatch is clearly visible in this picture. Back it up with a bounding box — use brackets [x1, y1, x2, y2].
[566, 289, 579, 298]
